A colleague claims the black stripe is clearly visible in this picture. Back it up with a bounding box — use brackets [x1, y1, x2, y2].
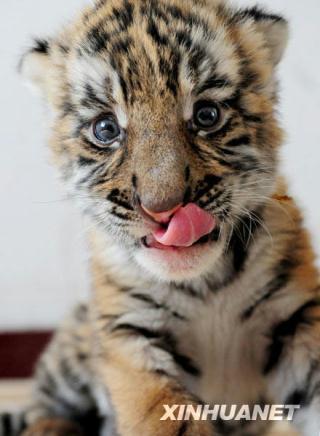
[147, 19, 169, 46]
[78, 156, 97, 166]
[165, 4, 211, 36]
[154, 368, 171, 377]
[161, 342, 201, 377]
[158, 333, 201, 377]
[264, 299, 319, 374]
[157, 50, 180, 97]
[242, 276, 288, 320]
[171, 352, 201, 377]
[111, 37, 133, 55]
[60, 101, 77, 119]
[77, 162, 107, 187]
[175, 31, 193, 50]
[217, 147, 237, 156]
[107, 189, 134, 211]
[110, 207, 130, 220]
[112, 324, 200, 376]
[131, 293, 159, 305]
[241, 257, 296, 320]
[108, 148, 128, 181]
[285, 389, 307, 408]
[225, 135, 251, 147]
[239, 64, 259, 90]
[193, 174, 222, 203]
[131, 174, 137, 189]
[1, 413, 12, 435]
[76, 408, 103, 436]
[131, 293, 186, 320]
[183, 186, 192, 204]
[198, 189, 225, 209]
[83, 83, 106, 108]
[39, 382, 77, 413]
[32, 38, 50, 54]
[214, 154, 259, 172]
[221, 92, 264, 126]
[112, 323, 162, 339]
[188, 46, 208, 77]
[220, 91, 241, 110]
[189, 140, 211, 162]
[79, 135, 114, 156]
[59, 358, 91, 395]
[242, 112, 263, 124]
[37, 363, 59, 395]
[165, 4, 185, 20]
[119, 74, 129, 103]
[172, 283, 204, 299]
[228, 211, 262, 273]
[208, 116, 236, 140]
[178, 421, 189, 435]
[110, 0, 134, 31]
[94, 0, 107, 11]
[184, 166, 190, 182]
[235, 6, 285, 24]
[284, 361, 319, 408]
[196, 75, 232, 95]
[87, 25, 109, 53]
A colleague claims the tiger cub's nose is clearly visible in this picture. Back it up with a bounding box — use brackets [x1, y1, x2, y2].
[141, 203, 182, 224]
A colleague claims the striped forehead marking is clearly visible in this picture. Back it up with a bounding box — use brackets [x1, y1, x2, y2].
[71, 0, 241, 107]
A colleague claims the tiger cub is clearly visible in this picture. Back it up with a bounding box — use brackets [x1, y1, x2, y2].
[8, 0, 320, 435]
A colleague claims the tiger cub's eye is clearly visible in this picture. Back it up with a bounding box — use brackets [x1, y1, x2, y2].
[193, 101, 220, 129]
[93, 115, 121, 145]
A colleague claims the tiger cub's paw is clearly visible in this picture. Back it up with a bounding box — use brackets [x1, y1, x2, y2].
[186, 420, 215, 436]
[151, 420, 214, 436]
[21, 418, 83, 436]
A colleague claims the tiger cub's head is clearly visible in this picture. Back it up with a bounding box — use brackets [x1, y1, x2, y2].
[21, 0, 288, 282]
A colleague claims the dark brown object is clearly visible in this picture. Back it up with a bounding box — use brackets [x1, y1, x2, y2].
[0, 332, 53, 379]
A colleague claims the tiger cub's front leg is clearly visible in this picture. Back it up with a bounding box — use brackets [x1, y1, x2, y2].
[97, 351, 213, 436]
[265, 297, 320, 436]
[92, 267, 214, 436]
[20, 305, 104, 436]
[22, 418, 83, 436]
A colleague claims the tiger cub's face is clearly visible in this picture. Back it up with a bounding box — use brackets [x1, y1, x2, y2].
[21, 0, 288, 282]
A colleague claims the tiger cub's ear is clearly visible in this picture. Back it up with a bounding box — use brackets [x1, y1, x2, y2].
[235, 6, 289, 66]
[19, 38, 53, 98]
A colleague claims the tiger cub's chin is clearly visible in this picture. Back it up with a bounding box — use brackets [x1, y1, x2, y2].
[134, 240, 224, 282]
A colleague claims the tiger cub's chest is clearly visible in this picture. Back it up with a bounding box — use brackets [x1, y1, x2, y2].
[175, 290, 268, 406]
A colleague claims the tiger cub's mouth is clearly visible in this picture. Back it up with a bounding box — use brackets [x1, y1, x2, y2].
[141, 231, 218, 251]
[141, 203, 217, 251]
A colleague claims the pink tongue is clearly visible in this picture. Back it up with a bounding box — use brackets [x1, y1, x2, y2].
[153, 203, 215, 247]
